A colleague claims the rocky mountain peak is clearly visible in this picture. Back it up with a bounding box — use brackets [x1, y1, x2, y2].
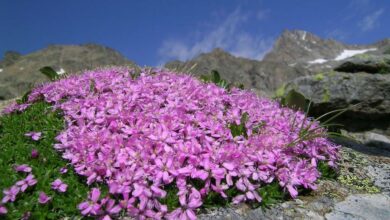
[0, 44, 137, 100]
[1, 51, 22, 67]
[263, 29, 347, 64]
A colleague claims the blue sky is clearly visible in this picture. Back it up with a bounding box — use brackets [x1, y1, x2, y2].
[0, 0, 389, 66]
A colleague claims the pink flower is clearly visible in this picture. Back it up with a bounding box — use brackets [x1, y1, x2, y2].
[16, 174, 37, 192]
[101, 197, 122, 217]
[25, 132, 42, 141]
[31, 149, 39, 159]
[2, 186, 20, 203]
[51, 179, 67, 192]
[167, 187, 202, 220]
[14, 164, 32, 173]
[38, 192, 51, 204]
[78, 188, 101, 216]
[59, 167, 68, 174]
[0, 205, 7, 215]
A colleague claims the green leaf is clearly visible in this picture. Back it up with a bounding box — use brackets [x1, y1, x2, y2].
[237, 83, 245, 90]
[211, 70, 221, 83]
[283, 89, 307, 111]
[240, 112, 249, 125]
[89, 79, 96, 93]
[39, 66, 59, 81]
[21, 90, 31, 103]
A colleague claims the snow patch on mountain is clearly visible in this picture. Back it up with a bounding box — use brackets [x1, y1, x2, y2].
[0, 69, 3, 73]
[308, 59, 328, 64]
[334, 48, 377, 61]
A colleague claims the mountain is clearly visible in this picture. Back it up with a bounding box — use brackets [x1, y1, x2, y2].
[165, 47, 313, 96]
[165, 30, 390, 95]
[0, 44, 137, 100]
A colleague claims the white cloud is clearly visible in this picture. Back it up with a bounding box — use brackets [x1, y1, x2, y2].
[358, 9, 384, 31]
[158, 9, 273, 64]
[325, 29, 348, 41]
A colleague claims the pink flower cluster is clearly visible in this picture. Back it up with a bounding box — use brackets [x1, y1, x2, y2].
[5, 67, 339, 219]
[2, 167, 37, 205]
[2, 161, 67, 211]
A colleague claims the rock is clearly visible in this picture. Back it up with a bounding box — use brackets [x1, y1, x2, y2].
[262, 30, 346, 64]
[283, 72, 390, 134]
[340, 130, 390, 152]
[1, 51, 22, 67]
[325, 194, 390, 220]
[0, 44, 138, 100]
[334, 54, 390, 74]
[164, 47, 321, 95]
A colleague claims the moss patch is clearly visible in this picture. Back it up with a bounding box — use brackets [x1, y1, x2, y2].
[322, 88, 330, 102]
[274, 84, 286, 98]
[338, 175, 380, 193]
[314, 73, 324, 81]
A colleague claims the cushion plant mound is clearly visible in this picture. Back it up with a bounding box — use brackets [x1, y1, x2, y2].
[2, 67, 339, 219]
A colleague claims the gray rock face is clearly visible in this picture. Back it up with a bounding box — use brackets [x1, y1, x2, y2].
[0, 44, 137, 100]
[334, 54, 390, 74]
[325, 194, 390, 220]
[262, 30, 346, 64]
[284, 72, 390, 133]
[165, 48, 308, 95]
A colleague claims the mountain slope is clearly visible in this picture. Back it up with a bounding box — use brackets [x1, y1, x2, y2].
[0, 44, 137, 100]
[165, 30, 390, 95]
[165, 48, 312, 95]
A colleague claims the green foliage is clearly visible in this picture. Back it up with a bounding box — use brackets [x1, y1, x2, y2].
[257, 182, 286, 208]
[0, 102, 96, 219]
[338, 175, 380, 193]
[159, 184, 180, 211]
[202, 191, 229, 208]
[318, 161, 338, 179]
[89, 79, 97, 93]
[17, 90, 32, 104]
[200, 70, 244, 90]
[229, 112, 249, 138]
[200, 70, 229, 89]
[314, 73, 324, 81]
[39, 66, 60, 81]
[280, 89, 307, 111]
[274, 84, 286, 98]
[252, 121, 266, 135]
[322, 88, 330, 102]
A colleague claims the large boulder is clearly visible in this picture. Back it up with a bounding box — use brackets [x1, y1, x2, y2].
[283, 72, 390, 134]
[334, 54, 390, 74]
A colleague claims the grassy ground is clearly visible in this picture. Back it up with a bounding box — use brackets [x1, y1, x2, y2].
[0, 101, 92, 219]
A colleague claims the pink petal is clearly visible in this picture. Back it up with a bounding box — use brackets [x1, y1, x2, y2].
[102, 215, 112, 220]
[2, 195, 10, 204]
[0, 206, 7, 215]
[109, 205, 122, 214]
[38, 192, 51, 204]
[222, 162, 235, 171]
[232, 194, 245, 204]
[90, 188, 101, 202]
[287, 185, 298, 198]
[59, 184, 68, 192]
[20, 184, 28, 192]
[186, 209, 197, 220]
